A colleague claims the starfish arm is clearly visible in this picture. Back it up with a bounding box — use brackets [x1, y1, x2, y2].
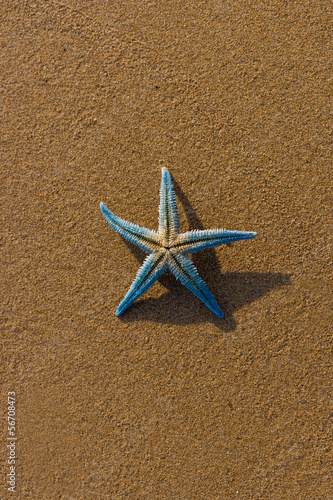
[116, 252, 167, 316]
[100, 202, 162, 253]
[158, 167, 180, 244]
[174, 229, 257, 254]
[167, 252, 224, 318]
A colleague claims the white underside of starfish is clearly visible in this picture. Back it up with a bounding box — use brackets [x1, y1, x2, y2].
[100, 168, 257, 318]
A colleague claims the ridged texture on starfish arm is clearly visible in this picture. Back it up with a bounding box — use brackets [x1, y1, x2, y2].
[100, 167, 257, 318]
[100, 202, 161, 253]
[174, 229, 258, 254]
[158, 167, 180, 245]
[116, 252, 168, 316]
[167, 252, 224, 318]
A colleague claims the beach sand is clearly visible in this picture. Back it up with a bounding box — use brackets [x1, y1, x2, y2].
[2, 1, 332, 498]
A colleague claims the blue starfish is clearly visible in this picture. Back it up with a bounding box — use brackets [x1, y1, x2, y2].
[100, 168, 257, 318]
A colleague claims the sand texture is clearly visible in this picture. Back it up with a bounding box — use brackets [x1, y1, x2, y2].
[1, 1, 332, 498]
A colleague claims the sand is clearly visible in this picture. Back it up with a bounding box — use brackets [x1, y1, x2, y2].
[2, 1, 332, 498]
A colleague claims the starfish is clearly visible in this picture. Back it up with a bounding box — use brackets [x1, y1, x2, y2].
[100, 168, 257, 318]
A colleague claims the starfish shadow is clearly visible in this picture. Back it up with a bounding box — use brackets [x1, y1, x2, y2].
[117, 175, 291, 331]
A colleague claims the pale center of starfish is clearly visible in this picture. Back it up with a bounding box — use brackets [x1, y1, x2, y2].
[160, 239, 178, 253]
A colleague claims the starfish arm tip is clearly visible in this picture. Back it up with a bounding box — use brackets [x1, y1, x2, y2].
[215, 308, 224, 319]
[116, 297, 132, 316]
[115, 306, 124, 316]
